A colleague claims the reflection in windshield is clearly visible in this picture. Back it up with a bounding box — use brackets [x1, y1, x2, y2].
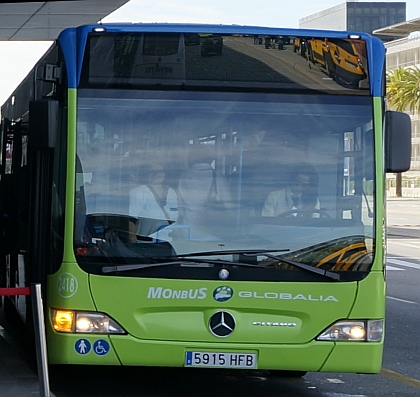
[75, 91, 374, 278]
[84, 33, 369, 93]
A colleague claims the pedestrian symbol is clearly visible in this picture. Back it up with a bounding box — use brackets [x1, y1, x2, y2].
[75, 339, 91, 355]
[93, 340, 110, 356]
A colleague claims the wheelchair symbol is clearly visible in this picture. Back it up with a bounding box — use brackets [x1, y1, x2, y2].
[93, 340, 110, 356]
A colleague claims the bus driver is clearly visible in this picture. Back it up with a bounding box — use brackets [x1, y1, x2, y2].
[262, 162, 320, 217]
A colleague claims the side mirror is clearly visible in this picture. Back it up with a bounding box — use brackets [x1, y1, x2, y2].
[29, 99, 59, 149]
[384, 110, 411, 173]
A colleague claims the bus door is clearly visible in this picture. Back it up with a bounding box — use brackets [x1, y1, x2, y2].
[0, 109, 55, 321]
[0, 119, 29, 319]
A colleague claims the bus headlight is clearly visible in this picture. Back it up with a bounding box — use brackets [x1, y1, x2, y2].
[52, 310, 126, 334]
[316, 320, 383, 342]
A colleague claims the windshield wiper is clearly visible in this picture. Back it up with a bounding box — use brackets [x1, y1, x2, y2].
[175, 249, 290, 257]
[246, 252, 340, 281]
[101, 257, 268, 274]
[101, 250, 339, 281]
[178, 250, 339, 280]
[102, 249, 291, 273]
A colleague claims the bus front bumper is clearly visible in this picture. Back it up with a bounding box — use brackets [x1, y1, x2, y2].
[47, 333, 383, 373]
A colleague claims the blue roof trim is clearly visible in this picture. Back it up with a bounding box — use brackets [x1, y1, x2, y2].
[369, 35, 386, 97]
[57, 28, 78, 88]
[56, 23, 386, 95]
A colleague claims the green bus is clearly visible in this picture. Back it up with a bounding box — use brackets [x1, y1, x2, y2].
[0, 24, 411, 375]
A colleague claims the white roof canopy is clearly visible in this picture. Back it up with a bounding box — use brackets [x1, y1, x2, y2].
[373, 17, 420, 38]
[0, 0, 129, 41]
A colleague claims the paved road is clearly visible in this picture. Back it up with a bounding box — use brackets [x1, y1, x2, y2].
[387, 198, 420, 229]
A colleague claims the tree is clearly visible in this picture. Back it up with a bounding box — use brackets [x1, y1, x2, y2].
[386, 67, 416, 197]
[387, 66, 420, 112]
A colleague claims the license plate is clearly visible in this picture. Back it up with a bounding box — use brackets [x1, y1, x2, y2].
[185, 351, 257, 369]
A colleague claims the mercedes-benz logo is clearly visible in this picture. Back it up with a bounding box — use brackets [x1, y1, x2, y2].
[209, 311, 236, 337]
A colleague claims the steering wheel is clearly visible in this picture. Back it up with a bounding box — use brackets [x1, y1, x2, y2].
[276, 209, 331, 219]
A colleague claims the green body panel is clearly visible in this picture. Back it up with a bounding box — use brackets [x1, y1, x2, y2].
[47, 333, 121, 365]
[47, 263, 96, 310]
[372, 96, 386, 273]
[63, 89, 78, 263]
[47, 328, 381, 373]
[348, 270, 385, 319]
[45, 269, 384, 373]
[89, 276, 356, 344]
[110, 337, 332, 371]
[320, 343, 383, 373]
[46, 262, 98, 364]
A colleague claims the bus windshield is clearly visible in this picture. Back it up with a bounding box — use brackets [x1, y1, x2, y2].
[75, 90, 374, 281]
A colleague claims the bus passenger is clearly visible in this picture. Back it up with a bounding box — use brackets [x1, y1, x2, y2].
[129, 163, 178, 239]
[262, 162, 320, 217]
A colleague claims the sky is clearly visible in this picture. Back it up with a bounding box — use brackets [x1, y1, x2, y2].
[1, 0, 420, 105]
